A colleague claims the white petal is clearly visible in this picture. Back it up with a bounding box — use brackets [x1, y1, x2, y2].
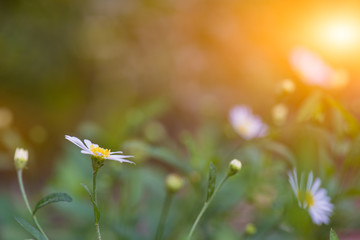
[308, 189, 333, 225]
[110, 151, 123, 154]
[84, 139, 93, 149]
[288, 171, 298, 194]
[316, 203, 333, 212]
[258, 124, 268, 137]
[299, 172, 305, 190]
[65, 135, 89, 151]
[314, 189, 327, 200]
[106, 156, 135, 164]
[292, 169, 298, 189]
[310, 178, 321, 195]
[309, 207, 324, 225]
[107, 155, 133, 160]
[307, 172, 313, 191]
[81, 150, 93, 155]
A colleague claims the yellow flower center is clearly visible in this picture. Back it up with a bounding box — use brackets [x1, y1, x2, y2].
[297, 190, 315, 207]
[237, 121, 252, 136]
[305, 191, 315, 207]
[90, 145, 111, 159]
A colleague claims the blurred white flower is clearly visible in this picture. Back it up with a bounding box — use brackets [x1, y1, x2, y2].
[65, 135, 134, 164]
[229, 106, 267, 140]
[288, 169, 334, 225]
[14, 148, 29, 170]
[14, 148, 28, 161]
[14, 147, 28, 160]
[272, 103, 288, 125]
[290, 47, 348, 88]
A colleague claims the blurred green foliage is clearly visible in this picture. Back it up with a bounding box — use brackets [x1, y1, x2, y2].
[1, 0, 360, 239]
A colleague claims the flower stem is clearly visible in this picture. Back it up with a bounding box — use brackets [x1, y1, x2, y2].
[92, 169, 102, 240]
[187, 174, 229, 240]
[95, 222, 101, 240]
[93, 170, 98, 204]
[17, 170, 49, 240]
[154, 192, 173, 240]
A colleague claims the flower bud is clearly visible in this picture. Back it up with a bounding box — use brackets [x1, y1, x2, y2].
[245, 223, 257, 235]
[228, 159, 242, 176]
[14, 148, 28, 170]
[165, 173, 184, 193]
[272, 103, 288, 126]
[280, 79, 295, 94]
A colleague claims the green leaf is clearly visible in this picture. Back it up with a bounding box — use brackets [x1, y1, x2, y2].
[206, 162, 216, 202]
[261, 141, 296, 165]
[325, 95, 360, 136]
[297, 91, 323, 123]
[33, 192, 72, 215]
[81, 183, 92, 198]
[81, 184, 100, 221]
[14, 216, 46, 240]
[330, 228, 339, 240]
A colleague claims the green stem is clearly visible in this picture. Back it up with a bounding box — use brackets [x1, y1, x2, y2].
[92, 169, 102, 240]
[95, 223, 101, 240]
[93, 170, 98, 204]
[17, 170, 49, 240]
[187, 174, 229, 240]
[154, 192, 173, 240]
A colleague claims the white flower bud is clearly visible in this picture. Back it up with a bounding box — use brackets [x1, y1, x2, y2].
[14, 148, 28, 170]
[228, 159, 242, 176]
[165, 174, 184, 193]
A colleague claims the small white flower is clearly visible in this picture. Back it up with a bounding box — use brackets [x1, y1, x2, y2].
[288, 169, 334, 225]
[290, 47, 348, 89]
[14, 148, 29, 170]
[15, 148, 28, 162]
[65, 135, 134, 164]
[229, 105, 267, 140]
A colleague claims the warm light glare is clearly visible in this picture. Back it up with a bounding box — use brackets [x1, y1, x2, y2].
[323, 20, 359, 47]
[310, 15, 360, 54]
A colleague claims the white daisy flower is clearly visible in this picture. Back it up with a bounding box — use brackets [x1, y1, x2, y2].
[65, 135, 134, 164]
[14, 148, 29, 170]
[288, 169, 334, 225]
[290, 47, 348, 89]
[14, 148, 29, 162]
[229, 105, 268, 140]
